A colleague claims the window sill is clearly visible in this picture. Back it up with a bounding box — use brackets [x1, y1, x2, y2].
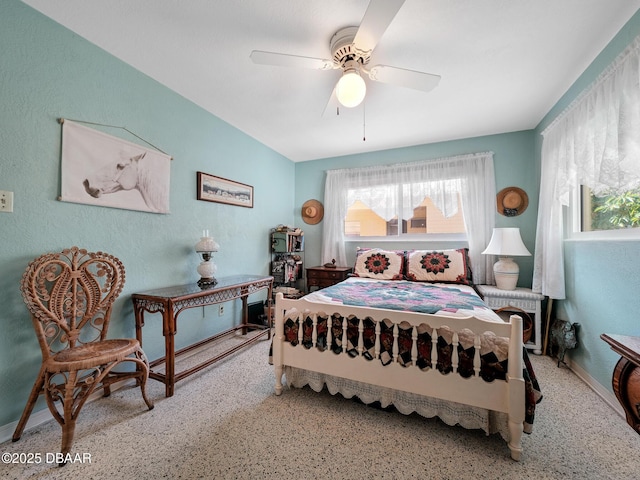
[566, 228, 640, 241]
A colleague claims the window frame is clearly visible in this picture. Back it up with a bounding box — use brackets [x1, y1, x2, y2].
[343, 183, 468, 243]
[568, 186, 640, 241]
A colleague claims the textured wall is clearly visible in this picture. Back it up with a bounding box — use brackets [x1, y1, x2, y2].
[0, 1, 294, 428]
[295, 130, 538, 284]
[534, 10, 640, 391]
[562, 240, 640, 386]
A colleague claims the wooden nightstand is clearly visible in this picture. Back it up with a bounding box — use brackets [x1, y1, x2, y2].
[476, 285, 545, 355]
[306, 266, 352, 291]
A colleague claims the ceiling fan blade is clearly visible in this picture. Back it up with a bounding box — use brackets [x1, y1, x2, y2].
[250, 50, 334, 70]
[353, 0, 405, 54]
[366, 65, 441, 93]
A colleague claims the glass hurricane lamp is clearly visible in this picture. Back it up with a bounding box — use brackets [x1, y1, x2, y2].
[195, 230, 219, 287]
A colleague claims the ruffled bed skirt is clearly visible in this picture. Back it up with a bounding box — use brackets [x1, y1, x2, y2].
[284, 366, 513, 441]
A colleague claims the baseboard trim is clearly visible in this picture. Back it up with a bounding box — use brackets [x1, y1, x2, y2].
[0, 404, 55, 444]
[0, 381, 133, 444]
[567, 357, 625, 419]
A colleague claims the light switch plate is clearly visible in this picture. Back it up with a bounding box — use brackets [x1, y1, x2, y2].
[0, 191, 13, 212]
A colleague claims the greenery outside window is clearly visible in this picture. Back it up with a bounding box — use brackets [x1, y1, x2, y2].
[573, 186, 640, 240]
[580, 186, 640, 232]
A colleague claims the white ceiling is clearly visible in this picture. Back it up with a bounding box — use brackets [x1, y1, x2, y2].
[21, 0, 640, 162]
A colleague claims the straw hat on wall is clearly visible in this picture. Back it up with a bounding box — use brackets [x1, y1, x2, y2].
[496, 187, 528, 217]
[301, 199, 324, 224]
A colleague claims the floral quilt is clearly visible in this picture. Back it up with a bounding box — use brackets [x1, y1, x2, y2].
[304, 278, 491, 316]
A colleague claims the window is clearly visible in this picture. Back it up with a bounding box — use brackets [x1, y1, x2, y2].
[570, 186, 640, 240]
[344, 191, 466, 238]
[580, 186, 640, 232]
[534, 34, 640, 297]
[322, 152, 495, 280]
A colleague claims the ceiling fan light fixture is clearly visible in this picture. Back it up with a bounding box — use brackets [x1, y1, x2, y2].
[336, 70, 366, 108]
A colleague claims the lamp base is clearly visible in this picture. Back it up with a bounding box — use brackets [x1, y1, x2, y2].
[493, 257, 519, 290]
[198, 277, 218, 288]
[197, 259, 217, 289]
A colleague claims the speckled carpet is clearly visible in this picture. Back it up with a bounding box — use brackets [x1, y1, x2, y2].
[2, 333, 639, 479]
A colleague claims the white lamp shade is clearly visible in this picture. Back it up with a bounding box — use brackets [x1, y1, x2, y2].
[195, 232, 219, 253]
[482, 228, 530, 290]
[336, 72, 366, 108]
[482, 228, 531, 256]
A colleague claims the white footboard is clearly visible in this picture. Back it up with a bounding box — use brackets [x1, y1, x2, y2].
[272, 292, 526, 460]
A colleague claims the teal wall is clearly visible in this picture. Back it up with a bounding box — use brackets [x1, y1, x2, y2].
[295, 131, 538, 285]
[533, 9, 640, 391]
[0, 1, 294, 428]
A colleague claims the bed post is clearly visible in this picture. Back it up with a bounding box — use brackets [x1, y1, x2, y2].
[274, 293, 285, 396]
[507, 314, 525, 461]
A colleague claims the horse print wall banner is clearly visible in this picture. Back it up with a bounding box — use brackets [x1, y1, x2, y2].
[60, 120, 171, 214]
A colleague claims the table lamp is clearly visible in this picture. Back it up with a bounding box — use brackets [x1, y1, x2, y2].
[482, 227, 531, 290]
[195, 230, 219, 287]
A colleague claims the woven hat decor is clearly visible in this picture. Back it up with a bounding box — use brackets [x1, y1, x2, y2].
[496, 187, 528, 217]
[301, 199, 324, 225]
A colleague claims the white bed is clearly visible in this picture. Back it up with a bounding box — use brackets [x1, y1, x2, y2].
[271, 266, 541, 460]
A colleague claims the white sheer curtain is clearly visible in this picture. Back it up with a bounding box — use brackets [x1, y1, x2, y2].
[322, 152, 496, 285]
[534, 34, 640, 299]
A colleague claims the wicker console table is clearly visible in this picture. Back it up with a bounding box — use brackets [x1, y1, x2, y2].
[132, 275, 273, 397]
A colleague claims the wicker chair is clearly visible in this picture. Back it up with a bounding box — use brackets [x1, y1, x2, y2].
[12, 247, 154, 461]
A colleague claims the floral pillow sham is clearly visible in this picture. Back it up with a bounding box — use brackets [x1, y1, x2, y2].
[352, 248, 405, 280]
[405, 248, 473, 285]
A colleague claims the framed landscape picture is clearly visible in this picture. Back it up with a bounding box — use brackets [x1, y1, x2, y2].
[197, 172, 253, 208]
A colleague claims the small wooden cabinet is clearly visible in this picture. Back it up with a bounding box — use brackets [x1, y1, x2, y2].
[306, 266, 352, 291]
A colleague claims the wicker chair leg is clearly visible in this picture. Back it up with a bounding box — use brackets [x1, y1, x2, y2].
[102, 383, 112, 397]
[56, 372, 82, 465]
[59, 420, 77, 466]
[139, 381, 154, 410]
[12, 369, 46, 442]
[136, 351, 154, 410]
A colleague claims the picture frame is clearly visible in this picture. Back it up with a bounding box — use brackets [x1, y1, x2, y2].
[61, 120, 172, 214]
[197, 172, 254, 208]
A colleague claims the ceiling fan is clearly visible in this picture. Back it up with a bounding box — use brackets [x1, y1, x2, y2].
[250, 0, 441, 112]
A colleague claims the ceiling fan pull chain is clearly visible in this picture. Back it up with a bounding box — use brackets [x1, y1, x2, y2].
[363, 103, 366, 141]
